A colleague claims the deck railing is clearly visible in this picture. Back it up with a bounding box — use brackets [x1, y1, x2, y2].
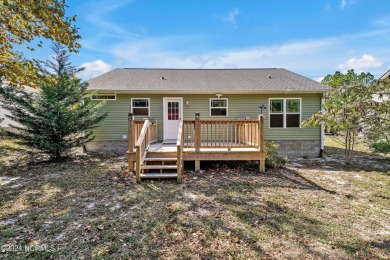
[128, 118, 157, 153]
[176, 120, 184, 183]
[183, 114, 265, 151]
[134, 119, 153, 182]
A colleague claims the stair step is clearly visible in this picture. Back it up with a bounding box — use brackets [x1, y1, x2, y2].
[147, 152, 177, 158]
[140, 173, 178, 179]
[141, 165, 177, 170]
[145, 157, 177, 162]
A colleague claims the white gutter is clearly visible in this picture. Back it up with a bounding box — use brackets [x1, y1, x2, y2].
[86, 89, 331, 94]
[320, 93, 325, 156]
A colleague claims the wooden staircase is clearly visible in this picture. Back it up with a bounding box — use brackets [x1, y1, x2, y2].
[128, 117, 184, 183]
[139, 152, 179, 179]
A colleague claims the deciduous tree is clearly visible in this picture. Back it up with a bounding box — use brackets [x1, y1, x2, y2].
[364, 78, 390, 153]
[0, 0, 81, 86]
[303, 70, 375, 164]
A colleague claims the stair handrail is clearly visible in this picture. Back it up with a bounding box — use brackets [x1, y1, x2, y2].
[176, 120, 184, 183]
[135, 119, 151, 182]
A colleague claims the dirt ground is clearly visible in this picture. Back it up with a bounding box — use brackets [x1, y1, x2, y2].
[0, 139, 389, 259]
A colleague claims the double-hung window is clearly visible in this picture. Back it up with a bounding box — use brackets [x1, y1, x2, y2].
[269, 98, 301, 128]
[210, 98, 228, 116]
[131, 98, 150, 116]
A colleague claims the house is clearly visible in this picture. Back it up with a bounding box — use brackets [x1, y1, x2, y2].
[380, 69, 390, 81]
[372, 70, 390, 102]
[0, 85, 35, 133]
[87, 68, 330, 181]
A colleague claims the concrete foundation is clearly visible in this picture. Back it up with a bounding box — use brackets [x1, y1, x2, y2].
[85, 141, 128, 154]
[271, 140, 321, 158]
[86, 139, 321, 158]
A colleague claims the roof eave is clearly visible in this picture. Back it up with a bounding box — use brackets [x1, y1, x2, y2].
[86, 89, 331, 94]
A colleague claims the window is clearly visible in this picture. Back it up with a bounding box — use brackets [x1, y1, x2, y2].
[91, 94, 116, 100]
[269, 98, 301, 128]
[131, 98, 150, 116]
[210, 98, 228, 116]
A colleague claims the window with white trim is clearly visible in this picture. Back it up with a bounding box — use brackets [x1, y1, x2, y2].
[131, 98, 150, 116]
[269, 98, 301, 128]
[91, 94, 116, 100]
[210, 98, 228, 116]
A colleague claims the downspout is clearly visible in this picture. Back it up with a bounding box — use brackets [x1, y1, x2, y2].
[82, 98, 87, 153]
[320, 93, 325, 157]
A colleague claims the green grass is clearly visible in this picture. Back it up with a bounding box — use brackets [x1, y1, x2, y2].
[0, 138, 389, 259]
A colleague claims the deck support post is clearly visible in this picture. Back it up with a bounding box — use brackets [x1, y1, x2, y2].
[258, 115, 265, 152]
[128, 113, 135, 172]
[195, 160, 200, 171]
[259, 160, 265, 172]
[194, 113, 201, 153]
[259, 114, 266, 172]
[135, 146, 141, 182]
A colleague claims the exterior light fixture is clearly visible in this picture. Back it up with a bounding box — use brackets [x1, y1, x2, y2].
[195, 113, 200, 119]
[215, 93, 223, 98]
[128, 113, 134, 120]
[258, 104, 267, 115]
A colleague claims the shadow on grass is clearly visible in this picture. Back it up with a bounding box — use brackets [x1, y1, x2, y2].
[184, 160, 336, 194]
[0, 155, 388, 258]
[324, 145, 390, 161]
[0, 142, 26, 158]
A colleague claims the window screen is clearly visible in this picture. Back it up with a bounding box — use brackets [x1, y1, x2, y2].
[132, 98, 149, 116]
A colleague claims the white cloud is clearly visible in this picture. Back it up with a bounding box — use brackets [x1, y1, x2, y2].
[84, 0, 139, 37]
[340, 0, 357, 9]
[373, 15, 390, 27]
[314, 77, 325, 82]
[324, 1, 331, 11]
[337, 54, 382, 72]
[223, 8, 240, 25]
[111, 37, 332, 69]
[341, 0, 347, 9]
[78, 60, 112, 80]
[87, 28, 390, 80]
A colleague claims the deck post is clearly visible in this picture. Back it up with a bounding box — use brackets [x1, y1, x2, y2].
[195, 160, 200, 172]
[258, 115, 265, 151]
[194, 113, 201, 153]
[259, 114, 266, 172]
[128, 113, 135, 171]
[135, 146, 141, 182]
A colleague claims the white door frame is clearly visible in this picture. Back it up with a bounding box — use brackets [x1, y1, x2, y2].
[163, 97, 183, 140]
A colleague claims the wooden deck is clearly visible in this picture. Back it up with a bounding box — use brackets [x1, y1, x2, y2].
[127, 114, 266, 183]
[148, 142, 261, 153]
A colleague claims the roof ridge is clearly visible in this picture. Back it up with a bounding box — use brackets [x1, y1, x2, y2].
[119, 68, 279, 70]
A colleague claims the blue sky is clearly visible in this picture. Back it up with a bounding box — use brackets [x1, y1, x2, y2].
[24, 0, 390, 81]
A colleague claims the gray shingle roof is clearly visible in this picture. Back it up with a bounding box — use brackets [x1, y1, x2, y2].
[87, 68, 331, 93]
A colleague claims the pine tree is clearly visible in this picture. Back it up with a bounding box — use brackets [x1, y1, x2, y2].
[0, 43, 107, 160]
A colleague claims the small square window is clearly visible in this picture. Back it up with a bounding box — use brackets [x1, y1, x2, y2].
[131, 98, 150, 116]
[210, 98, 228, 117]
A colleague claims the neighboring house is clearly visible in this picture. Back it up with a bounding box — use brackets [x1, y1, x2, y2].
[0, 85, 36, 132]
[0, 94, 10, 130]
[372, 69, 390, 102]
[87, 68, 331, 158]
[380, 69, 390, 81]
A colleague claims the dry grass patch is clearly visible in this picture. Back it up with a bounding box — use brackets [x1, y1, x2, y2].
[0, 139, 389, 259]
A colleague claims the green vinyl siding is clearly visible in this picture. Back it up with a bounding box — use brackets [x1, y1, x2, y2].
[92, 93, 322, 142]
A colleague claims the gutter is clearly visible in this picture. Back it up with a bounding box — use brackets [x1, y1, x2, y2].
[320, 93, 325, 157]
[85, 89, 332, 95]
